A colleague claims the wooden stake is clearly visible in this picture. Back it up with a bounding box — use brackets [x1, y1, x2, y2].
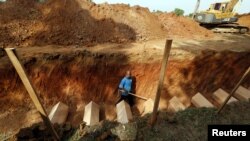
[217, 66, 250, 114]
[149, 39, 172, 126]
[5, 48, 60, 141]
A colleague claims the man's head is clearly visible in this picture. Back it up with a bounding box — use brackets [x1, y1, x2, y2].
[126, 70, 131, 78]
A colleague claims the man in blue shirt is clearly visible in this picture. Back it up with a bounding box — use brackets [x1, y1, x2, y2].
[117, 70, 133, 104]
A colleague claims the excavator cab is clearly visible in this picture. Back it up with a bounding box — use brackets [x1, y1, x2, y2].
[209, 2, 228, 12]
[195, 1, 238, 24]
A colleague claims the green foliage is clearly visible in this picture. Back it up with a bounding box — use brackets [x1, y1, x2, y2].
[187, 13, 194, 18]
[173, 8, 185, 16]
[152, 10, 164, 14]
[156, 10, 163, 13]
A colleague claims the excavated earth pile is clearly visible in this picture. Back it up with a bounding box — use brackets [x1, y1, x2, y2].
[0, 0, 214, 47]
[156, 13, 214, 38]
[87, 3, 166, 41]
[238, 14, 250, 30]
[0, 0, 165, 47]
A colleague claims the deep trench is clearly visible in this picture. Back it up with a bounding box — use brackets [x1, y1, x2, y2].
[0, 50, 249, 125]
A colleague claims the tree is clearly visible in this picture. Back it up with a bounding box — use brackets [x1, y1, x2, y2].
[187, 13, 193, 18]
[173, 8, 184, 16]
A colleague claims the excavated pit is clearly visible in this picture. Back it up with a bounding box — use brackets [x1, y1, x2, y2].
[0, 49, 250, 131]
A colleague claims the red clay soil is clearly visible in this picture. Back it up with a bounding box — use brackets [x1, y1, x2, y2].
[87, 3, 166, 41]
[156, 13, 214, 38]
[0, 0, 214, 47]
[238, 14, 250, 29]
[0, 0, 165, 47]
[0, 50, 249, 130]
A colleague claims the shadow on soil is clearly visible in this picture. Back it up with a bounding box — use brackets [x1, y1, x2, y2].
[162, 49, 250, 107]
[0, 0, 136, 47]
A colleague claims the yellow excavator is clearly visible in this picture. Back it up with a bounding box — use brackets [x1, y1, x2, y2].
[193, 0, 249, 33]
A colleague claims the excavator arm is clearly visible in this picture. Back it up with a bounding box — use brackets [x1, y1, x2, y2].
[192, 0, 200, 19]
[225, 0, 240, 12]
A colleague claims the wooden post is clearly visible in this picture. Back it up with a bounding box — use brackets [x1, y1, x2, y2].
[149, 39, 172, 126]
[5, 48, 60, 140]
[217, 66, 250, 114]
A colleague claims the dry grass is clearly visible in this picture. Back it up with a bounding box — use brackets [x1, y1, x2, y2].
[67, 101, 250, 141]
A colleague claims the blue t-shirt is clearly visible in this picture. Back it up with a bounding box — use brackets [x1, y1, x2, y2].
[119, 76, 132, 96]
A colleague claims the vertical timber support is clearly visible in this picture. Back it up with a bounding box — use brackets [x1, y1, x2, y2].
[5, 48, 60, 141]
[217, 66, 250, 114]
[149, 39, 172, 126]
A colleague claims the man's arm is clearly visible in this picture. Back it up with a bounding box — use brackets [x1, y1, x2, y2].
[119, 78, 125, 89]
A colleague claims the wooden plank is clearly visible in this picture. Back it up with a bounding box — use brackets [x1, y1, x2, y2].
[142, 98, 154, 115]
[150, 39, 172, 126]
[5, 48, 46, 115]
[235, 86, 250, 101]
[191, 93, 214, 108]
[116, 100, 133, 124]
[213, 88, 238, 105]
[168, 96, 186, 112]
[218, 67, 250, 114]
[5, 48, 59, 140]
[128, 92, 148, 100]
[83, 101, 100, 126]
[49, 102, 69, 124]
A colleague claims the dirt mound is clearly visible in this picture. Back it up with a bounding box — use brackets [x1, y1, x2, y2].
[0, 0, 136, 47]
[156, 13, 213, 38]
[86, 3, 166, 41]
[238, 14, 250, 29]
[0, 0, 166, 47]
[0, 0, 215, 47]
[0, 0, 42, 47]
[34, 0, 142, 46]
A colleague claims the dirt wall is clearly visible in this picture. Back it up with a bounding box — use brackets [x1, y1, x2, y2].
[0, 50, 249, 111]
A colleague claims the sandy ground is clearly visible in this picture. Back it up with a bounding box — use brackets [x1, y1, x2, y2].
[3, 33, 250, 61]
